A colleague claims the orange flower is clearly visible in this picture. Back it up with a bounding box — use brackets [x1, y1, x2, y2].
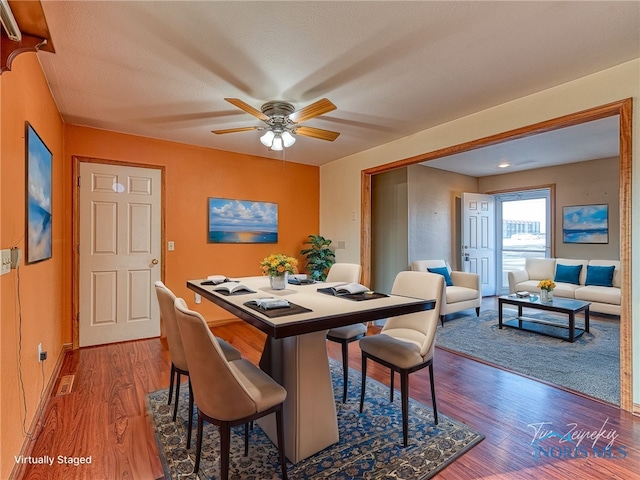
[260, 254, 298, 276]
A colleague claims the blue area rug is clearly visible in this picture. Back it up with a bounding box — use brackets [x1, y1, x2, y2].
[147, 359, 483, 479]
[436, 309, 620, 404]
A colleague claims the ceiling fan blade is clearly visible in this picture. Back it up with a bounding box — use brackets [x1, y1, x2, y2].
[288, 98, 336, 123]
[212, 126, 259, 135]
[294, 126, 340, 142]
[224, 98, 270, 122]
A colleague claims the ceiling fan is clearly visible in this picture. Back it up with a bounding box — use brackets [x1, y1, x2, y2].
[212, 97, 340, 151]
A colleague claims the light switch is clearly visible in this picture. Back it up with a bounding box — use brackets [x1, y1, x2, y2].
[168, 241, 175, 251]
[1, 249, 11, 275]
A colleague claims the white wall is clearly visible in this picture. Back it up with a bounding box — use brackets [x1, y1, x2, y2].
[371, 168, 408, 294]
[320, 59, 640, 403]
[407, 164, 478, 269]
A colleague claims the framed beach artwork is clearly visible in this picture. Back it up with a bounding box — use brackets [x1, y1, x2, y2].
[562, 204, 608, 244]
[26, 123, 53, 264]
[208, 198, 278, 243]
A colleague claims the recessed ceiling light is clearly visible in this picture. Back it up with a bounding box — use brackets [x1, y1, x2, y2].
[497, 162, 512, 168]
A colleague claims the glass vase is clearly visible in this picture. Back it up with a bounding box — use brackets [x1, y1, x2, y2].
[540, 289, 553, 302]
[269, 273, 287, 290]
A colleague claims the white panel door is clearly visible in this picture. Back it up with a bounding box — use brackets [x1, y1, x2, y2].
[79, 162, 161, 347]
[461, 192, 496, 296]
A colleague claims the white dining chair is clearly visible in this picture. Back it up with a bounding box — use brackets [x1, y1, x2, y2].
[359, 271, 444, 447]
[325, 263, 365, 402]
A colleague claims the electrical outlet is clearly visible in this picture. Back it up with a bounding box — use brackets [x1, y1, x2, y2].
[38, 343, 48, 362]
[195, 293, 201, 304]
[11, 247, 21, 268]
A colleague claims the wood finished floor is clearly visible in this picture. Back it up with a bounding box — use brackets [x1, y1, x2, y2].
[20, 299, 640, 479]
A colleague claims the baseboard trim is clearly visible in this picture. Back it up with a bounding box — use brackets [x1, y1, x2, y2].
[633, 403, 640, 416]
[206, 317, 242, 327]
[9, 343, 72, 480]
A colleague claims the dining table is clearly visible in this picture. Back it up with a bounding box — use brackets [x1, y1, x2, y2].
[186, 275, 435, 463]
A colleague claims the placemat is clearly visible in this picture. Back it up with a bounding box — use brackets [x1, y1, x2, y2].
[242, 301, 313, 317]
[316, 287, 389, 301]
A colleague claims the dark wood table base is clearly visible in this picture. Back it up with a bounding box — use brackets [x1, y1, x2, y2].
[498, 295, 590, 343]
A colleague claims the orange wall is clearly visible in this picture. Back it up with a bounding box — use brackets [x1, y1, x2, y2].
[1, 52, 319, 476]
[0, 54, 65, 477]
[64, 125, 320, 322]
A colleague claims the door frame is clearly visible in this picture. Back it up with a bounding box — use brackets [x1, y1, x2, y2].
[72, 156, 165, 349]
[361, 98, 633, 411]
[491, 185, 554, 295]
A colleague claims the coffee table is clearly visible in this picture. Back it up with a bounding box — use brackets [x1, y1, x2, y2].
[498, 294, 590, 342]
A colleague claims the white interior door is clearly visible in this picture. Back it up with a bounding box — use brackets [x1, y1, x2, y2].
[79, 162, 161, 347]
[461, 192, 496, 296]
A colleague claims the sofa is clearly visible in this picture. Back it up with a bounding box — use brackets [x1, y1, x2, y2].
[507, 258, 620, 316]
[410, 260, 481, 325]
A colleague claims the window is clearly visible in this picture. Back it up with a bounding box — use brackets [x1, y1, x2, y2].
[495, 188, 551, 294]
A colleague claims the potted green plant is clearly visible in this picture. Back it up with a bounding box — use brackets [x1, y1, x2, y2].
[300, 234, 335, 281]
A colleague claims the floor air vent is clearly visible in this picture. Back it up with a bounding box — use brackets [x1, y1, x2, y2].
[56, 375, 75, 396]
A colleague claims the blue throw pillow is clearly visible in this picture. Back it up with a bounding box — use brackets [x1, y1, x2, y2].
[554, 264, 582, 285]
[585, 265, 615, 287]
[427, 267, 453, 287]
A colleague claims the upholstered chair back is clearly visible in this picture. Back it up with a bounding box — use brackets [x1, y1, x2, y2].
[410, 259, 451, 273]
[326, 263, 362, 283]
[381, 271, 444, 358]
[155, 281, 188, 372]
[174, 298, 258, 421]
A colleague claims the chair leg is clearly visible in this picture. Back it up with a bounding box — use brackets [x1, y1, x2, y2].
[194, 414, 204, 473]
[168, 363, 175, 405]
[219, 422, 231, 480]
[186, 379, 194, 449]
[440, 315, 445, 327]
[244, 422, 249, 456]
[476, 307, 480, 317]
[429, 363, 439, 425]
[276, 406, 288, 480]
[401, 370, 409, 447]
[390, 369, 394, 403]
[341, 340, 349, 403]
[172, 372, 181, 421]
[359, 354, 367, 413]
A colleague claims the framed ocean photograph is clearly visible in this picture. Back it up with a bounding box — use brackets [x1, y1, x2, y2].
[26, 122, 53, 263]
[562, 204, 608, 244]
[208, 198, 278, 243]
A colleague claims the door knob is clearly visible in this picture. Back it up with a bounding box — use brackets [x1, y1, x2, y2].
[152, 258, 159, 265]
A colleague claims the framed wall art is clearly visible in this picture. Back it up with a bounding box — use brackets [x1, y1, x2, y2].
[562, 204, 608, 244]
[208, 197, 278, 243]
[26, 122, 53, 263]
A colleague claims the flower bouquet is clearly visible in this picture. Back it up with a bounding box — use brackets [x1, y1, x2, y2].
[260, 254, 298, 289]
[537, 279, 556, 302]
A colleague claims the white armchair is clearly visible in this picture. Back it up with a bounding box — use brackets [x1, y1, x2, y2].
[410, 260, 481, 326]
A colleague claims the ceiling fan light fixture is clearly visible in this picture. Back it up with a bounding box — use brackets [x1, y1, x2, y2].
[260, 130, 275, 147]
[271, 135, 284, 151]
[281, 130, 296, 148]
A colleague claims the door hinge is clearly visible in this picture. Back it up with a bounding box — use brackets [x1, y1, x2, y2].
[77, 176, 81, 187]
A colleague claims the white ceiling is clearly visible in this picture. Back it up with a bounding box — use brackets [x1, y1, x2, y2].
[35, 1, 638, 168]
[424, 115, 620, 177]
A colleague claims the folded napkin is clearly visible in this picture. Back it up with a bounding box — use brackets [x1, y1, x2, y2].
[246, 298, 291, 310]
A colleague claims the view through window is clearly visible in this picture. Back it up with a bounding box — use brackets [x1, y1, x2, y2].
[496, 190, 550, 293]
